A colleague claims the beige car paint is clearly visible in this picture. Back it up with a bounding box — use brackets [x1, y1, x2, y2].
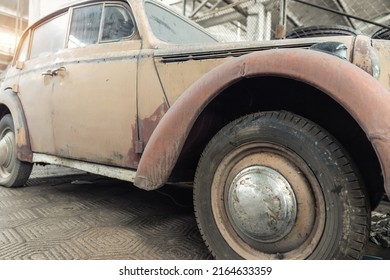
[50, 40, 141, 168]
[0, 0, 389, 198]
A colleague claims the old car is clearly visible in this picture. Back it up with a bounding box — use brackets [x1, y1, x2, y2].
[1, 0, 390, 260]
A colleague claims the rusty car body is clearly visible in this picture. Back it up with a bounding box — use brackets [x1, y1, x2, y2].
[1, 0, 390, 259]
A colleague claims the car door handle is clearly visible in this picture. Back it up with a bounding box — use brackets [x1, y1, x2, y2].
[42, 70, 53, 76]
[52, 66, 66, 76]
[41, 67, 66, 77]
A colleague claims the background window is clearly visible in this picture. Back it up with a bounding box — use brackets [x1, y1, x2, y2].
[101, 6, 135, 41]
[68, 4, 103, 48]
[30, 13, 68, 59]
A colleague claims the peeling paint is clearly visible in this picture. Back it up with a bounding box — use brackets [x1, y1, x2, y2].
[352, 35, 373, 76]
[136, 48, 390, 197]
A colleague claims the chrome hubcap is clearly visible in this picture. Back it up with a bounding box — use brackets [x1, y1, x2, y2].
[0, 131, 14, 175]
[227, 166, 297, 243]
[212, 143, 325, 259]
[0, 132, 13, 168]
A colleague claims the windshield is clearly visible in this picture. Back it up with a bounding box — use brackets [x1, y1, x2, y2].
[144, 1, 217, 44]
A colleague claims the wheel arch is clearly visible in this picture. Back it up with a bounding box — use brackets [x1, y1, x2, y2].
[175, 76, 383, 208]
[0, 90, 32, 162]
[134, 48, 390, 202]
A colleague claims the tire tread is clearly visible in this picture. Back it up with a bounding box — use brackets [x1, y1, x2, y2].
[194, 111, 369, 260]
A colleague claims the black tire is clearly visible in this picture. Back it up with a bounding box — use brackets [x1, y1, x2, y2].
[194, 111, 369, 259]
[0, 114, 32, 187]
[286, 25, 361, 39]
[372, 27, 390, 40]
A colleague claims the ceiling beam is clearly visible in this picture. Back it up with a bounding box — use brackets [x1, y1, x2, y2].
[373, 13, 390, 25]
[221, 0, 248, 18]
[0, 59, 12, 66]
[360, 13, 390, 33]
[190, 0, 211, 17]
[0, 14, 28, 30]
[193, 0, 253, 20]
[196, 10, 246, 27]
[333, 0, 356, 29]
[292, 0, 390, 30]
[0, 52, 13, 61]
[286, 11, 302, 28]
[0, 5, 28, 20]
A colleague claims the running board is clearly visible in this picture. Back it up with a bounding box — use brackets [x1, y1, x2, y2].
[32, 153, 136, 183]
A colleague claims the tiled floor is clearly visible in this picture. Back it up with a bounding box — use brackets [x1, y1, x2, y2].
[0, 173, 210, 259]
[0, 165, 388, 259]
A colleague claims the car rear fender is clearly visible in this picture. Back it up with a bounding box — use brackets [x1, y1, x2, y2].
[0, 89, 32, 162]
[134, 48, 390, 197]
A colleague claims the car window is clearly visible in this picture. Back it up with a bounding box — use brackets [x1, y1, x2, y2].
[30, 13, 68, 59]
[68, 4, 135, 48]
[101, 5, 135, 41]
[68, 4, 103, 48]
[17, 33, 30, 62]
[144, 1, 217, 44]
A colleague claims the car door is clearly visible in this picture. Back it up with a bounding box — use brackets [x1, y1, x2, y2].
[17, 12, 69, 155]
[51, 2, 140, 169]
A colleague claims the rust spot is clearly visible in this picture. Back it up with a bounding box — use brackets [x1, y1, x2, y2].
[352, 35, 373, 75]
[17, 144, 33, 162]
[127, 123, 141, 168]
[135, 48, 390, 197]
[140, 102, 169, 145]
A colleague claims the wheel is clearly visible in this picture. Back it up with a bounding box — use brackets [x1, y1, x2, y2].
[372, 28, 390, 40]
[194, 111, 369, 259]
[0, 114, 32, 187]
[286, 25, 361, 39]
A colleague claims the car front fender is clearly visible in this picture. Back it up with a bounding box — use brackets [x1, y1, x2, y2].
[0, 89, 32, 162]
[134, 48, 390, 197]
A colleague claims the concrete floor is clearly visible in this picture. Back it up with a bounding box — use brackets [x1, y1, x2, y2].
[0, 165, 388, 260]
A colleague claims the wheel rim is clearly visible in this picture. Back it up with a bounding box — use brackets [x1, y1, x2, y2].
[0, 128, 16, 180]
[227, 166, 297, 244]
[211, 142, 326, 259]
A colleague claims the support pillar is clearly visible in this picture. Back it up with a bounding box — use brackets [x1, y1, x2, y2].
[247, 1, 265, 41]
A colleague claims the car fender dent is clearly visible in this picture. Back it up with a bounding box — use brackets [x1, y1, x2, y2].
[0, 90, 32, 162]
[135, 48, 390, 197]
